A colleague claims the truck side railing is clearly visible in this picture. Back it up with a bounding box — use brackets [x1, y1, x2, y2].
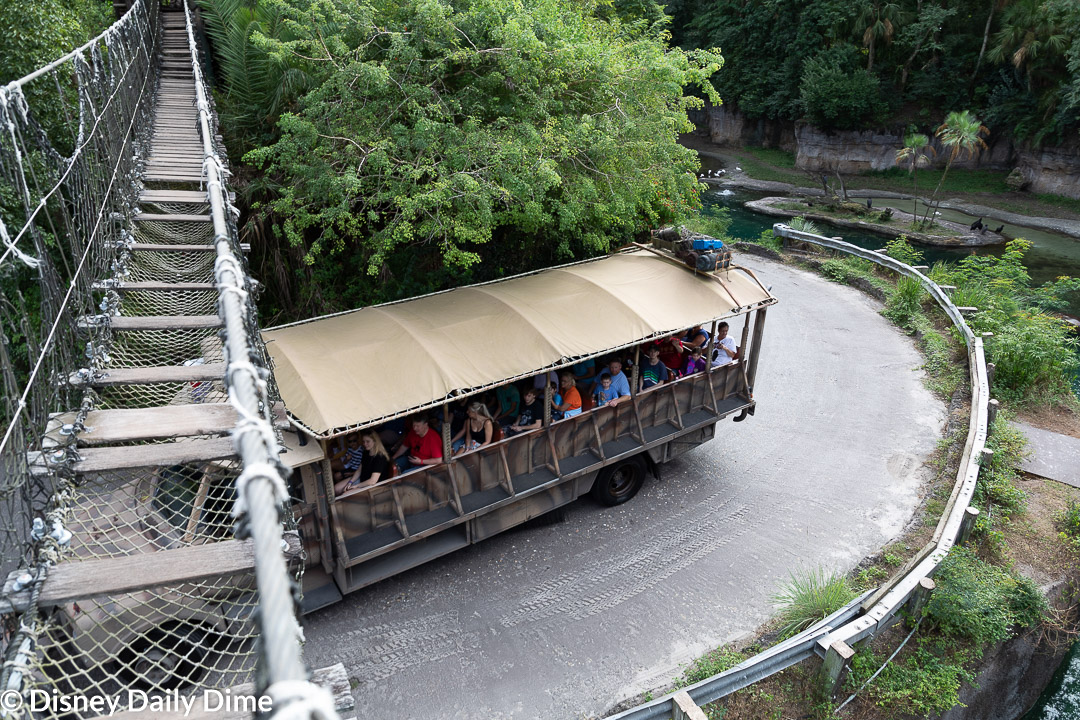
[603, 223, 993, 719]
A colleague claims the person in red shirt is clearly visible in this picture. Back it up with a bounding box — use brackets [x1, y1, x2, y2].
[392, 415, 443, 474]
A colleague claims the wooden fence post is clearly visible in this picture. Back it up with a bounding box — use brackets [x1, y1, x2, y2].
[672, 690, 708, 720]
[818, 639, 855, 699]
[987, 399, 999, 431]
[905, 577, 935, 628]
[958, 506, 980, 545]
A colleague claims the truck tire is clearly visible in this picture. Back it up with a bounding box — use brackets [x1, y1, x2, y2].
[590, 455, 646, 506]
[114, 621, 210, 690]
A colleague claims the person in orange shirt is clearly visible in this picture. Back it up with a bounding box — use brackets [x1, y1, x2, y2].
[553, 372, 583, 419]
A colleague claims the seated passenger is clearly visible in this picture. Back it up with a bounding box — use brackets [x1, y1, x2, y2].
[571, 358, 597, 384]
[593, 373, 618, 406]
[330, 433, 363, 484]
[640, 345, 670, 390]
[532, 370, 558, 391]
[491, 383, 520, 424]
[683, 324, 710, 350]
[553, 372, 583, 419]
[658, 335, 685, 374]
[549, 381, 563, 421]
[392, 415, 443, 473]
[682, 346, 706, 376]
[590, 359, 631, 406]
[712, 321, 738, 367]
[452, 402, 501, 455]
[505, 388, 543, 436]
[334, 430, 390, 495]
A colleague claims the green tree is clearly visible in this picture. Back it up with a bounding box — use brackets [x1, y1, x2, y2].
[241, 0, 721, 316]
[799, 49, 885, 130]
[197, 0, 316, 154]
[894, 131, 935, 228]
[854, 1, 906, 71]
[922, 110, 989, 226]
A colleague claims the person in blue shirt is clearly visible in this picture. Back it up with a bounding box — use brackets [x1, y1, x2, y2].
[591, 359, 631, 407]
[640, 345, 670, 390]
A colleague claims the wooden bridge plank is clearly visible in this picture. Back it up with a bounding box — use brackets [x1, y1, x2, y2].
[80, 314, 223, 331]
[134, 213, 211, 223]
[69, 362, 226, 386]
[51, 402, 289, 445]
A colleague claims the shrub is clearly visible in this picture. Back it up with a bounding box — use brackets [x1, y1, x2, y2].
[751, 228, 782, 252]
[1055, 500, 1080, 552]
[924, 546, 1046, 645]
[972, 415, 1028, 531]
[772, 568, 855, 639]
[848, 640, 976, 718]
[985, 311, 1079, 403]
[883, 236, 924, 267]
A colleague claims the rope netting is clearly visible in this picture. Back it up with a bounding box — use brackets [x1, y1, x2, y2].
[0, 1, 326, 716]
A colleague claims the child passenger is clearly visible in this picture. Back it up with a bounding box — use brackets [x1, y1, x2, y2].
[682, 346, 706, 376]
[593, 374, 617, 406]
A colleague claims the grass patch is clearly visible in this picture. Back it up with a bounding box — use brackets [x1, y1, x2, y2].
[858, 167, 1011, 195]
[729, 151, 809, 185]
[1056, 499, 1080, 552]
[680, 648, 748, 687]
[772, 568, 855, 639]
[744, 146, 796, 169]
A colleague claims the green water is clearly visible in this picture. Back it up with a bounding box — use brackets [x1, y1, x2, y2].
[1023, 640, 1080, 720]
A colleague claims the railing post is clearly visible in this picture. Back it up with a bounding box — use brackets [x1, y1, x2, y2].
[745, 307, 768, 390]
[818, 639, 855, 699]
[958, 506, 980, 545]
[987, 398, 999, 432]
[672, 690, 708, 720]
[442, 402, 452, 461]
[905, 577, 935, 628]
[986, 361, 996, 388]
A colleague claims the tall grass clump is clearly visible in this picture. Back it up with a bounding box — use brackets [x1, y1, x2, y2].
[882, 275, 925, 331]
[772, 568, 855, 639]
[788, 216, 820, 234]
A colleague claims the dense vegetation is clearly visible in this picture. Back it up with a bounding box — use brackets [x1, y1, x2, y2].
[200, 0, 720, 321]
[665, 0, 1080, 144]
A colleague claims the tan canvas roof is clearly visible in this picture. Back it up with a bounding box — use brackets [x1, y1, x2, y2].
[263, 249, 775, 436]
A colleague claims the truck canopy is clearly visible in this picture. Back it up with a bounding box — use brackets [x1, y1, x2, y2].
[263, 249, 774, 437]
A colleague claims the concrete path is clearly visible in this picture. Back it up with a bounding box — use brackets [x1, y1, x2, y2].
[1013, 422, 1080, 488]
[300, 255, 946, 719]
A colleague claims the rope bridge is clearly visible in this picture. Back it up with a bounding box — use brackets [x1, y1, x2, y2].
[0, 2, 336, 717]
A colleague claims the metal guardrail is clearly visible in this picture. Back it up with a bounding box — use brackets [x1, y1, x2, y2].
[606, 591, 872, 720]
[605, 224, 991, 718]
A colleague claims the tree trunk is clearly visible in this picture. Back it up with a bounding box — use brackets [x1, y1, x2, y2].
[835, 170, 848, 201]
[867, 36, 875, 72]
[970, 2, 997, 88]
[922, 153, 956, 227]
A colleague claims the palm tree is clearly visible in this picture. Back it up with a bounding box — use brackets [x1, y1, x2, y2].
[894, 133, 935, 229]
[921, 111, 989, 228]
[855, 1, 906, 72]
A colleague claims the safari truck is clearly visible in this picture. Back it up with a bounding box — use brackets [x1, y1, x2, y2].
[265, 245, 777, 612]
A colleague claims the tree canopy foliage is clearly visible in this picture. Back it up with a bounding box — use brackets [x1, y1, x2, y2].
[667, 0, 1080, 142]
[201, 0, 720, 319]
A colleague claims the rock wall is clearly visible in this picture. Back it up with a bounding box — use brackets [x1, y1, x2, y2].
[689, 102, 1080, 199]
[1016, 142, 1080, 198]
[687, 103, 795, 151]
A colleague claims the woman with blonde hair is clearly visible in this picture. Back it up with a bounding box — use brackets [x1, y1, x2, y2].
[451, 401, 502, 454]
[335, 429, 391, 495]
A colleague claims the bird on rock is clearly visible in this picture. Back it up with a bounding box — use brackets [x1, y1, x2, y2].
[970, 217, 984, 231]
[994, 225, 1005, 233]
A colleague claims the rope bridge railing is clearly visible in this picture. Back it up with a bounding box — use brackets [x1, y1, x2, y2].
[0, 1, 331, 717]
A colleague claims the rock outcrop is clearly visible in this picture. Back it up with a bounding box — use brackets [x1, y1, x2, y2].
[688, 101, 1079, 199]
